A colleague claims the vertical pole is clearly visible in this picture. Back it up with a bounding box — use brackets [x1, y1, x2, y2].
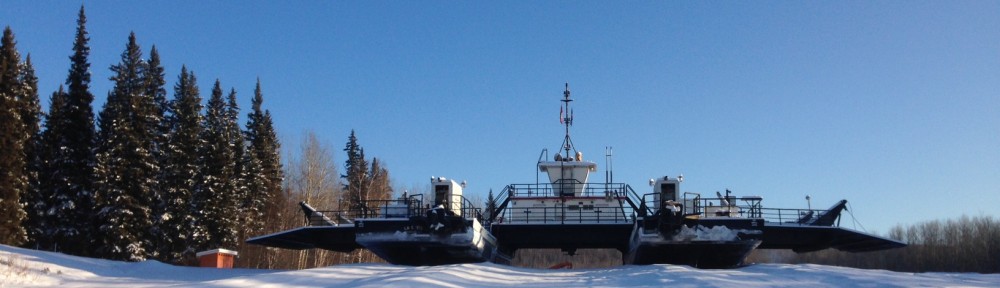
[605, 146, 610, 185]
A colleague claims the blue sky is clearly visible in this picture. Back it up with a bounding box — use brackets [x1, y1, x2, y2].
[3, 1, 998, 234]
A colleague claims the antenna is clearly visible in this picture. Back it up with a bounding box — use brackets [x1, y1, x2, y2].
[559, 83, 575, 159]
[605, 146, 614, 184]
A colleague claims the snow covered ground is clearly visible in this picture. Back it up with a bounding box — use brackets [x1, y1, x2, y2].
[2, 244, 997, 288]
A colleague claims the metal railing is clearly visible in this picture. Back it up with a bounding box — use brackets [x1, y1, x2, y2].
[492, 182, 643, 225]
[502, 204, 632, 224]
[304, 209, 349, 226]
[303, 193, 486, 226]
[457, 196, 484, 220]
[758, 207, 840, 226]
[506, 182, 634, 199]
[637, 193, 842, 226]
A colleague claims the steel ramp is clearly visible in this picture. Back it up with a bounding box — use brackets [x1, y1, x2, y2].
[758, 223, 906, 253]
[246, 225, 361, 252]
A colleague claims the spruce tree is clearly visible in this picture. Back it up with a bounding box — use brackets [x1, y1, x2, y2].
[193, 80, 239, 251]
[340, 132, 392, 214]
[225, 88, 250, 238]
[341, 130, 368, 212]
[145, 46, 169, 137]
[18, 55, 41, 187]
[486, 189, 496, 221]
[44, 6, 98, 256]
[94, 33, 158, 261]
[160, 67, 203, 262]
[241, 143, 267, 237]
[245, 80, 284, 229]
[19, 55, 44, 249]
[35, 87, 68, 251]
[0, 28, 23, 94]
[145, 46, 169, 183]
[0, 26, 28, 246]
[240, 84, 267, 236]
[143, 45, 168, 260]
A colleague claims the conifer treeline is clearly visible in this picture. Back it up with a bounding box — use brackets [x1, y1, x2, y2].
[0, 6, 285, 264]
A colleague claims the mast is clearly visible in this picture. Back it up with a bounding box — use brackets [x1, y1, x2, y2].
[560, 83, 575, 159]
[540, 83, 595, 197]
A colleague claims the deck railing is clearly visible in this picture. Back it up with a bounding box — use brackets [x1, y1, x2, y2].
[501, 203, 632, 224]
[758, 207, 841, 226]
[304, 193, 485, 226]
[492, 183, 643, 225]
[505, 182, 632, 198]
[637, 193, 842, 226]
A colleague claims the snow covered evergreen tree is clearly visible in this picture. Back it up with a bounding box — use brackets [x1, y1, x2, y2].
[159, 67, 203, 263]
[245, 80, 284, 232]
[142, 46, 168, 260]
[240, 138, 267, 239]
[18, 55, 44, 249]
[94, 33, 158, 261]
[145, 47, 170, 143]
[42, 6, 99, 256]
[18, 56, 41, 194]
[34, 87, 68, 251]
[0, 26, 28, 246]
[225, 88, 252, 239]
[192, 80, 239, 251]
[144, 46, 168, 168]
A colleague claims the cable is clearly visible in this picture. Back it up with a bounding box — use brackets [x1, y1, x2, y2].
[845, 202, 867, 233]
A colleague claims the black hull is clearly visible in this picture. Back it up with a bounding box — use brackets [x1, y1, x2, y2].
[491, 223, 634, 254]
[758, 223, 907, 252]
[359, 237, 497, 266]
[627, 239, 761, 268]
[354, 219, 508, 266]
[626, 218, 764, 268]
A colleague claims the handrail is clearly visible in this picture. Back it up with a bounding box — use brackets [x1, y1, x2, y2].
[635, 194, 843, 227]
[505, 182, 632, 198]
[502, 204, 632, 224]
[492, 182, 642, 225]
[459, 196, 483, 220]
[536, 148, 548, 185]
[305, 193, 488, 226]
[487, 186, 512, 224]
[622, 185, 647, 216]
[757, 207, 842, 226]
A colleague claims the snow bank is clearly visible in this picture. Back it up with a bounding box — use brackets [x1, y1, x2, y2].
[2, 244, 997, 287]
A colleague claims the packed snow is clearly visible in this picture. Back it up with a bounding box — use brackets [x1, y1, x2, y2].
[671, 225, 754, 241]
[2, 244, 997, 287]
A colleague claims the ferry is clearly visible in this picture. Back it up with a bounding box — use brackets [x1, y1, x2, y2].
[248, 84, 904, 267]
